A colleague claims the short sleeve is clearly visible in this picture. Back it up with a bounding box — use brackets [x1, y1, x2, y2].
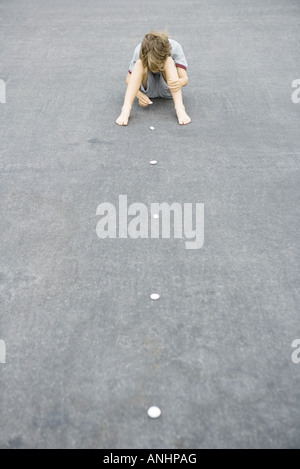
[172, 42, 188, 71]
[128, 44, 141, 74]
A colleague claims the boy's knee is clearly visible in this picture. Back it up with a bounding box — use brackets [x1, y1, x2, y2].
[134, 59, 144, 71]
[164, 56, 175, 70]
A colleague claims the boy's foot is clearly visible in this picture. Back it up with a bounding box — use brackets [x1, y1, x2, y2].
[175, 105, 191, 125]
[116, 106, 131, 126]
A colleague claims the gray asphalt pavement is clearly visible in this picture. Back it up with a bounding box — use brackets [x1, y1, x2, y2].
[0, 0, 299, 449]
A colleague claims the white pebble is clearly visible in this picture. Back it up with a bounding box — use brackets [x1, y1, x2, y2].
[150, 126, 155, 131]
[150, 160, 157, 165]
[148, 406, 161, 419]
[150, 293, 160, 300]
[153, 214, 159, 219]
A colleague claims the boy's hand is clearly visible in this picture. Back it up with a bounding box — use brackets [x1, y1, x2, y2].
[137, 91, 153, 107]
[167, 78, 184, 93]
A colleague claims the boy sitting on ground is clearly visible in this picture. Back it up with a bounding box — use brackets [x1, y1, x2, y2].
[116, 31, 191, 126]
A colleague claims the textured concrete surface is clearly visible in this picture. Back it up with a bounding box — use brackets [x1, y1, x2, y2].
[0, 0, 300, 449]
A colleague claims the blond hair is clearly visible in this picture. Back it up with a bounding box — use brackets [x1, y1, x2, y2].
[140, 30, 172, 73]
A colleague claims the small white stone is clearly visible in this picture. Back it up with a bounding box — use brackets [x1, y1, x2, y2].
[150, 160, 157, 165]
[150, 126, 155, 131]
[148, 406, 161, 419]
[150, 293, 160, 300]
[153, 214, 159, 219]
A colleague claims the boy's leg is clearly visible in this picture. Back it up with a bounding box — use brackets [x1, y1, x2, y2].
[142, 69, 149, 90]
[116, 60, 146, 126]
[163, 57, 191, 125]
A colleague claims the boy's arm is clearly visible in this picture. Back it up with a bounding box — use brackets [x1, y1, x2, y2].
[126, 72, 131, 85]
[177, 67, 189, 87]
[167, 67, 189, 93]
